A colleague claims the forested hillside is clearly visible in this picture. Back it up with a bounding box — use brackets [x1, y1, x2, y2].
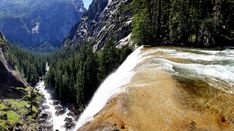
[132, 0, 234, 46]
[46, 42, 132, 111]
[0, 32, 47, 86]
[1, 0, 234, 130]
[6, 45, 46, 86]
[0, 33, 45, 130]
[47, 0, 234, 116]
[0, 0, 85, 50]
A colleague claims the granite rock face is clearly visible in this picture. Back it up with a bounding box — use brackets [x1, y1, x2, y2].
[0, 33, 28, 98]
[0, 0, 85, 49]
[66, 0, 133, 50]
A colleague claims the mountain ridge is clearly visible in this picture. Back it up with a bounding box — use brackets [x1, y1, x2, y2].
[65, 0, 133, 50]
[0, 0, 85, 50]
[0, 33, 28, 98]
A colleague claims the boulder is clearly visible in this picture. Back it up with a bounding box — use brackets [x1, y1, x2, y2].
[40, 111, 52, 120]
[54, 105, 63, 110]
[67, 111, 75, 117]
[55, 109, 66, 116]
[65, 117, 75, 129]
[41, 105, 50, 110]
[53, 100, 60, 105]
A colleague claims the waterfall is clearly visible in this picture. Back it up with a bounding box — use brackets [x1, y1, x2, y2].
[74, 46, 234, 130]
[74, 46, 146, 129]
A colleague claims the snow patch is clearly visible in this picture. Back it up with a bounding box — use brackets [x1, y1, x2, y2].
[32, 22, 40, 34]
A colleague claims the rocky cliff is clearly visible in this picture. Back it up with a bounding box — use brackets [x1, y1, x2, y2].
[0, 33, 28, 98]
[66, 0, 133, 50]
[0, 0, 85, 50]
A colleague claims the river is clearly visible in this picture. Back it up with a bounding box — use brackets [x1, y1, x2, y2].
[34, 46, 234, 130]
[35, 65, 77, 131]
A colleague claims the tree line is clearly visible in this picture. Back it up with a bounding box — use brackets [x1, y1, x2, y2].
[45, 42, 132, 111]
[6, 44, 47, 86]
[132, 0, 234, 46]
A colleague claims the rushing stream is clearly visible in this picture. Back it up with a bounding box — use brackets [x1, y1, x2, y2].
[33, 47, 234, 131]
[74, 46, 234, 130]
[36, 65, 77, 131]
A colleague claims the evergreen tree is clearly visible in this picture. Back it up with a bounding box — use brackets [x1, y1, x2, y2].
[45, 42, 132, 108]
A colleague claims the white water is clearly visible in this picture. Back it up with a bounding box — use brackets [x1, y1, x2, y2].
[74, 46, 149, 129]
[74, 46, 234, 130]
[147, 47, 234, 94]
[36, 81, 72, 131]
[36, 64, 76, 131]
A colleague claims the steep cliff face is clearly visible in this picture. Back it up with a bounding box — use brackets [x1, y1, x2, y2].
[67, 0, 133, 50]
[0, 33, 28, 98]
[0, 0, 85, 49]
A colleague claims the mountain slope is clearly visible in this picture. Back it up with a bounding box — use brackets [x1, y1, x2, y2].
[67, 0, 234, 49]
[0, 0, 85, 50]
[0, 33, 28, 98]
[66, 0, 133, 50]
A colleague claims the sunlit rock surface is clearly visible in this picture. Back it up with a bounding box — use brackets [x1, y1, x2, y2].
[0, 33, 28, 98]
[76, 46, 234, 131]
[66, 0, 133, 50]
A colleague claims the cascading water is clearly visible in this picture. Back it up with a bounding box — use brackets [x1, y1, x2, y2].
[142, 47, 234, 94]
[36, 64, 76, 131]
[74, 46, 149, 129]
[74, 46, 234, 130]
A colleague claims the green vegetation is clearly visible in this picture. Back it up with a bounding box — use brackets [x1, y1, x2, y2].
[1, 0, 233, 129]
[0, 32, 47, 86]
[0, 87, 43, 130]
[0, 35, 45, 130]
[5, 44, 47, 86]
[46, 42, 132, 110]
[132, 0, 234, 46]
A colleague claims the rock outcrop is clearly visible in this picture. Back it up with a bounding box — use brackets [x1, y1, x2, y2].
[66, 0, 133, 50]
[0, 33, 28, 98]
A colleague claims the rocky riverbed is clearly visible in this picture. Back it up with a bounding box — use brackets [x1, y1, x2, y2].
[36, 81, 78, 131]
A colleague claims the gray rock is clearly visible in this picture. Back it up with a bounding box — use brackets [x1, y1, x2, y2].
[66, 0, 132, 50]
[40, 111, 52, 120]
[53, 100, 60, 105]
[54, 105, 63, 110]
[65, 117, 75, 129]
[67, 111, 75, 117]
[41, 105, 50, 110]
[55, 109, 66, 116]
[0, 0, 86, 51]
